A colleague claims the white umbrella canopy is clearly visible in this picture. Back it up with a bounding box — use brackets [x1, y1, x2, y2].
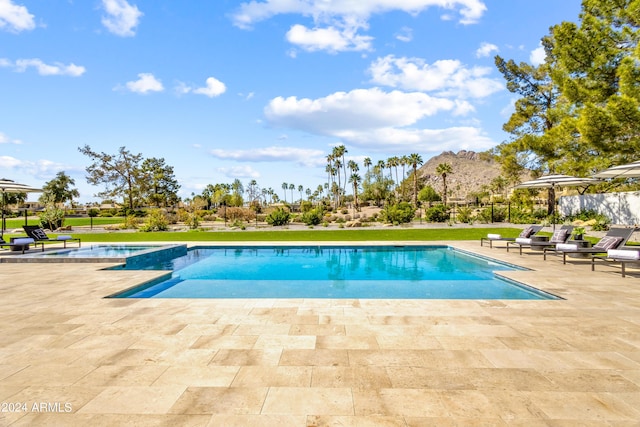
[515, 174, 601, 189]
[1, 178, 43, 237]
[593, 160, 640, 179]
[514, 174, 601, 230]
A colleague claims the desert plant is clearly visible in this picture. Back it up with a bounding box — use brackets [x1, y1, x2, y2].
[265, 208, 291, 226]
[424, 204, 449, 223]
[455, 206, 474, 223]
[477, 205, 507, 223]
[301, 208, 323, 226]
[380, 202, 416, 224]
[39, 204, 65, 230]
[139, 209, 168, 232]
[121, 215, 141, 229]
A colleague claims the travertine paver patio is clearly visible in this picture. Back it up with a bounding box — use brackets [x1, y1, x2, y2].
[1, 240, 639, 426]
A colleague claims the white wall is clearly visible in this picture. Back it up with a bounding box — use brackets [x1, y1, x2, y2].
[558, 191, 640, 226]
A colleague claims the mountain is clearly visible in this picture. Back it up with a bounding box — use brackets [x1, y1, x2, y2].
[418, 150, 503, 202]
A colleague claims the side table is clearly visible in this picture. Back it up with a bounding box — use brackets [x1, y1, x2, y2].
[567, 239, 591, 258]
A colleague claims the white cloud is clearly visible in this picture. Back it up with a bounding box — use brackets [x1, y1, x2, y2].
[193, 77, 227, 98]
[176, 77, 227, 98]
[0, 155, 81, 179]
[395, 27, 413, 43]
[475, 42, 498, 58]
[337, 126, 496, 154]
[210, 146, 326, 167]
[101, 0, 143, 37]
[1, 58, 86, 76]
[0, 0, 35, 33]
[123, 73, 163, 94]
[368, 55, 503, 98]
[263, 87, 498, 154]
[265, 88, 467, 136]
[530, 43, 546, 66]
[286, 23, 373, 53]
[232, 0, 487, 29]
[217, 165, 261, 179]
[0, 132, 22, 144]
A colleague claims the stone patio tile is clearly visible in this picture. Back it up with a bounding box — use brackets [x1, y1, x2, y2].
[152, 366, 240, 387]
[311, 366, 392, 389]
[352, 388, 448, 417]
[261, 387, 353, 415]
[168, 386, 268, 415]
[74, 365, 169, 387]
[231, 366, 312, 387]
[210, 349, 282, 366]
[280, 349, 350, 366]
[78, 386, 186, 414]
[315, 335, 379, 350]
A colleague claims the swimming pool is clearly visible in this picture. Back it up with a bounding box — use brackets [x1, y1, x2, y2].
[110, 245, 557, 300]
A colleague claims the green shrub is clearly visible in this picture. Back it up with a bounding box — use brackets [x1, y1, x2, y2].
[455, 206, 474, 223]
[424, 205, 449, 223]
[477, 205, 506, 223]
[265, 208, 291, 226]
[39, 204, 65, 230]
[301, 208, 323, 226]
[121, 215, 141, 230]
[184, 212, 200, 229]
[380, 202, 416, 224]
[300, 201, 313, 213]
[139, 209, 168, 232]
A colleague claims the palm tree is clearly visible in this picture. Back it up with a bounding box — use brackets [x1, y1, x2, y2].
[349, 173, 361, 212]
[409, 153, 424, 206]
[363, 157, 372, 174]
[281, 182, 288, 203]
[401, 155, 409, 199]
[298, 185, 304, 202]
[435, 162, 453, 206]
[289, 183, 295, 205]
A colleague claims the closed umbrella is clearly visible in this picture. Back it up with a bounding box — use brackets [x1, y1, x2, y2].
[515, 174, 601, 229]
[0, 179, 43, 237]
[593, 160, 640, 179]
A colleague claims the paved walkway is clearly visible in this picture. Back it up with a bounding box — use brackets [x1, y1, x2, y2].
[1, 241, 639, 426]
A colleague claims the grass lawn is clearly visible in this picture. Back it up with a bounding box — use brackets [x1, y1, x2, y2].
[3, 217, 125, 228]
[45, 227, 522, 242]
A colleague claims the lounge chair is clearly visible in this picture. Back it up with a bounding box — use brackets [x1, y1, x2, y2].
[480, 225, 543, 248]
[506, 225, 574, 255]
[543, 227, 635, 264]
[0, 237, 41, 254]
[23, 225, 81, 250]
[591, 248, 640, 277]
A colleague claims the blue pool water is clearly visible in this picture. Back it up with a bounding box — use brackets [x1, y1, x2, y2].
[112, 246, 556, 300]
[34, 245, 159, 257]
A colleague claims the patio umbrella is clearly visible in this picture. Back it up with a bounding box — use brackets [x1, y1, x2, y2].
[593, 160, 640, 179]
[515, 174, 601, 229]
[0, 178, 43, 237]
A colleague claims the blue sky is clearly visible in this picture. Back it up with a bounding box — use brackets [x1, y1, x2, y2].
[1, 0, 582, 204]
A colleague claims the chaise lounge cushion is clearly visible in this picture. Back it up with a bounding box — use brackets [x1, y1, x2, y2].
[30, 228, 49, 240]
[556, 243, 578, 251]
[518, 227, 535, 238]
[593, 236, 623, 251]
[550, 229, 569, 243]
[607, 249, 640, 260]
[11, 238, 34, 245]
[515, 237, 531, 244]
[487, 234, 502, 240]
